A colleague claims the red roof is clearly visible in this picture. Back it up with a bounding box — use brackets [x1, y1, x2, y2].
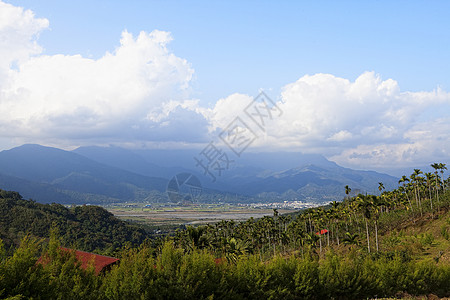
[38, 247, 119, 275]
[60, 248, 119, 275]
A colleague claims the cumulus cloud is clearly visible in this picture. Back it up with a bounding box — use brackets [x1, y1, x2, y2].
[272, 72, 450, 168]
[143, 99, 210, 142]
[0, 1, 210, 146]
[0, 1, 48, 85]
[207, 72, 450, 169]
[208, 93, 254, 131]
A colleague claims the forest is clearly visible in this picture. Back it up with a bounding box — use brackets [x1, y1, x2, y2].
[0, 190, 147, 253]
[0, 163, 449, 299]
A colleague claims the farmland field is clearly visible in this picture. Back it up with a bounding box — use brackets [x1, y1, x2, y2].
[106, 203, 292, 226]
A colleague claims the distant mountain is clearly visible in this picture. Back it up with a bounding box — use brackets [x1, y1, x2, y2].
[0, 144, 168, 204]
[234, 151, 334, 172]
[0, 144, 400, 204]
[0, 172, 77, 204]
[233, 164, 399, 202]
[73, 146, 188, 179]
[132, 148, 334, 174]
[72, 146, 364, 191]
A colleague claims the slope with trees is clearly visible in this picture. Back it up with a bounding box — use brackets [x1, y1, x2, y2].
[0, 189, 148, 253]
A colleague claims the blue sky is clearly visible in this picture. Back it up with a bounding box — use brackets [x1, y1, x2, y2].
[1, 0, 450, 173]
[11, 1, 450, 101]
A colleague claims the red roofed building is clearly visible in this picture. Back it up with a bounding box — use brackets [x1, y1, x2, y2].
[39, 247, 119, 275]
[60, 248, 119, 275]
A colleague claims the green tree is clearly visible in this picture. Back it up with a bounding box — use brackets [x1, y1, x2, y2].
[345, 185, 352, 199]
[342, 232, 359, 248]
[356, 194, 373, 253]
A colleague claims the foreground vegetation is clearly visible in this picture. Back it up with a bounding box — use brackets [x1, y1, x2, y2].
[2, 236, 449, 300]
[0, 164, 449, 299]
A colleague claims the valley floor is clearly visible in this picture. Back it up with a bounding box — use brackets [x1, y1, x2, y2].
[107, 203, 292, 226]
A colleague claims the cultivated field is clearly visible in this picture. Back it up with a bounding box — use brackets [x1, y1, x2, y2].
[106, 203, 292, 226]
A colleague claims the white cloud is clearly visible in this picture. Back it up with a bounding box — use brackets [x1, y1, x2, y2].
[0, 1, 208, 144]
[0, 1, 48, 61]
[327, 130, 352, 142]
[208, 93, 254, 131]
[269, 72, 450, 168]
[0, 1, 48, 86]
[143, 99, 210, 142]
[205, 72, 450, 169]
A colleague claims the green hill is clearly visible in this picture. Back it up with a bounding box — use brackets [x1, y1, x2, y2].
[0, 189, 148, 253]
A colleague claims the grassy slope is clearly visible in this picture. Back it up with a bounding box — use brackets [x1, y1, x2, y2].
[379, 208, 450, 265]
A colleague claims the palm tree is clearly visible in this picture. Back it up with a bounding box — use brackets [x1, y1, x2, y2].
[425, 172, 435, 212]
[345, 185, 352, 200]
[438, 163, 447, 191]
[341, 207, 352, 232]
[304, 232, 320, 253]
[410, 169, 423, 216]
[186, 226, 209, 249]
[398, 175, 413, 211]
[342, 232, 359, 248]
[330, 201, 341, 245]
[445, 177, 450, 191]
[372, 195, 383, 252]
[305, 208, 314, 233]
[356, 194, 373, 253]
[431, 163, 442, 203]
[313, 208, 325, 253]
[348, 199, 361, 234]
[273, 208, 279, 217]
[224, 237, 249, 264]
[382, 190, 395, 213]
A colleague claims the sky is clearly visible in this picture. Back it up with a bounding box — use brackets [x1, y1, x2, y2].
[1, 0, 450, 174]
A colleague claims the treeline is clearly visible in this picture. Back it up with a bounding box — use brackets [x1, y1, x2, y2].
[0, 237, 449, 299]
[0, 190, 147, 253]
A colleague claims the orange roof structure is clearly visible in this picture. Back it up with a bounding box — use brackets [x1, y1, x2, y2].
[59, 248, 119, 275]
[38, 247, 119, 275]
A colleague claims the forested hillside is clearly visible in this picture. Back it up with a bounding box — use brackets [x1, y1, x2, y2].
[0, 189, 147, 253]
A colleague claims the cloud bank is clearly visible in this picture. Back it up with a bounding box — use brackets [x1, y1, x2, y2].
[206, 72, 450, 168]
[1, 1, 450, 170]
[0, 1, 208, 146]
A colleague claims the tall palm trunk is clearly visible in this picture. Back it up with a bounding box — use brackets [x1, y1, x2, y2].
[327, 223, 330, 247]
[335, 223, 340, 245]
[405, 189, 413, 212]
[414, 185, 423, 216]
[365, 219, 370, 253]
[428, 184, 433, 212]
[375, 219, 379, 252]
[435, 175, 440, 204]
[405, 193, 415, 223]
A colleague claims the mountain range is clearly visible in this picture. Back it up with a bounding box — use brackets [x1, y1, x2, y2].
[0, 144, 400, 204]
